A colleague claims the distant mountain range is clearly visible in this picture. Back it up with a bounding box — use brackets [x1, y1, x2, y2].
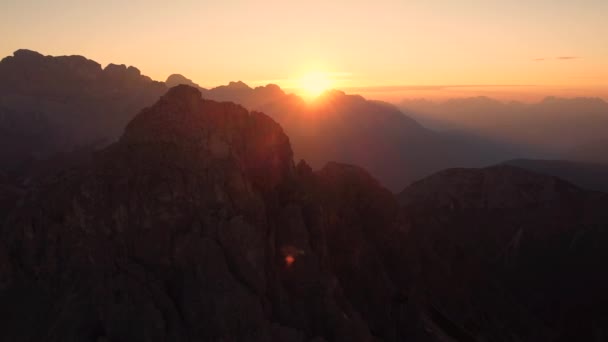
[1, 50, 607, 192]
[0, 49, 166, 170]
[401, 96, 608, 161]
[165, 74, 518, 190]
[0, 50, 512, 190]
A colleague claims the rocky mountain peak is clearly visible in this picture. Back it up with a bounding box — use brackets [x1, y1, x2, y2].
[0, 49, 166, 166]
[10, 49, 44, 60]
[103, 63, 145, 82]
[122, 85, 294, 191]
[0, 84, 383, 341]
[0, 50, 103, 86]
[165, 73, 202, 89]
[227, 80, 251, 89]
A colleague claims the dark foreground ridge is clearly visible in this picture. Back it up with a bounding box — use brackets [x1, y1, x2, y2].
[1, 86, 608, 341]
[0, 85, 401, 341]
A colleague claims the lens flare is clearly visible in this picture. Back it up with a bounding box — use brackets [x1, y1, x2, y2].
[285, 255, 295, 267]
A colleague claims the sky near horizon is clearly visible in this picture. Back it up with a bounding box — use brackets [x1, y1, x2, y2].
[1, 0, 607, 101]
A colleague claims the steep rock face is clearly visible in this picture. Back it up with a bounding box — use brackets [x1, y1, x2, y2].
[0, 50, 166, 169]
[0, 86, 373, 342]
[399, 166, 608, 341]
[297, 162, 411, 340]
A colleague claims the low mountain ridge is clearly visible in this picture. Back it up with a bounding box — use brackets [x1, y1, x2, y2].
[398, 165, 608, 341]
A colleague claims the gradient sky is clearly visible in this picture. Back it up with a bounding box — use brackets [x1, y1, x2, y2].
[1, 0, 607, 101]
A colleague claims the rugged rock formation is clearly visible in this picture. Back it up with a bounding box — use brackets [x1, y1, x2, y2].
[0, 49, 166, 169]
[0, 85, 381, 341]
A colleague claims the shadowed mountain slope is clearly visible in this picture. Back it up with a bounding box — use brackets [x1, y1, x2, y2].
[0, 49, 166, 169]
[0, 85, 399, 341]
[1, 86, 608, 341]
[398, 165, 608, 341]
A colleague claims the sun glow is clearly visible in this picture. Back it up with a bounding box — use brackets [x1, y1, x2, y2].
[298, 72, 333, 100]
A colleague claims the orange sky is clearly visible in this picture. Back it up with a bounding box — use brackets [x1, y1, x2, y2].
[1, 0, 606, 102]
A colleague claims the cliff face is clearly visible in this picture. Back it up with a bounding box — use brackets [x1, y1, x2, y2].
[0, 85, 382, 342]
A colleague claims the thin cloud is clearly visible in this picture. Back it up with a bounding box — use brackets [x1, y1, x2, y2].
[556, 56, 580, 60]
[533, 58, 546, 62]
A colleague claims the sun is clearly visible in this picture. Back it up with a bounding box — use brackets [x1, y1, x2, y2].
[298, 72, 332, 100]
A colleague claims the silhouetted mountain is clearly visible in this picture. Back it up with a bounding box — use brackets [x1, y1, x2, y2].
[398, 165, 608, 341]
[165, 73, 205, 90]
[0, 49, 166, 170]
[206, 82, 287, 109]
[2, 86, 608, 341]
[0, 86, 383, 341]
[401, 96, 608, 158]
[201, 84, 517, 190]
[0, 50, 522, 190]
[503, 159, 608, 193]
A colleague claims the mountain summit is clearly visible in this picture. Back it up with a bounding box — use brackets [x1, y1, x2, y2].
[0, 85, 393, 341]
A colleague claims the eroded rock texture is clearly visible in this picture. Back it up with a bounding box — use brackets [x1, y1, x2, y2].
[0, 86, 374, 341]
